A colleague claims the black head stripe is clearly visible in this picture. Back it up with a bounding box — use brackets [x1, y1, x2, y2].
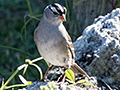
[48, 6, 59, 15]
[49, 3, 65, 15]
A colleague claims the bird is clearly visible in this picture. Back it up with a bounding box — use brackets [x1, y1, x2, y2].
[34, 3, 89, 79]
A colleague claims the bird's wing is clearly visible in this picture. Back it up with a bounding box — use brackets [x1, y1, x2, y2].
[65, 31, 75, 61]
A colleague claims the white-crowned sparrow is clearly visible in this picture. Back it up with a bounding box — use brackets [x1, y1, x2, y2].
[34, 3, 88, 77]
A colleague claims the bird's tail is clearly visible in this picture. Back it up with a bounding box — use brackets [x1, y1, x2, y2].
[70, 63, 89, 77]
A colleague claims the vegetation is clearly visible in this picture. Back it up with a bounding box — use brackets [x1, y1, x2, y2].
[0, 0, 73, 89]
[0, 0, 119, 89]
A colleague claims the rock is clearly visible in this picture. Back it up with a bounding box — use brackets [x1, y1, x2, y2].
[73, 8, 120, 89]
[24, 81, 47, 90]
[23, 77, 101, 90]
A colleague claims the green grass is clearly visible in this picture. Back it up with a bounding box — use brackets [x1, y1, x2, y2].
[0, 0, 74, 89]
[0, 0, 47, 87]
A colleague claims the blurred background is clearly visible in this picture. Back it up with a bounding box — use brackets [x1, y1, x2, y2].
[0, 0, 119, 88]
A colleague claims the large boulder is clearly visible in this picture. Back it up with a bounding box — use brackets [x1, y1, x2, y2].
[74, 8, 120, 89]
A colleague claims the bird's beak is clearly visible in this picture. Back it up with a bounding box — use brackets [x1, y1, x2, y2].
[59, 14, 66, 22]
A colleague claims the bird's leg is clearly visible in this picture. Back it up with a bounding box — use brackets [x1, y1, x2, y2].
[56, 69, 67, 87]
[60, 67, 68, 82]
[42, 64, 52, 81]
[61, 74, 66, 82]
[60, 64, 71, 82]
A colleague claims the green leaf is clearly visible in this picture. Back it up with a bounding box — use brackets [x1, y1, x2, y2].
[76, 79, 86, 84]
[65, 69, 75, 82]
[66, 79, 74, 84]
[81, 83, 93, 86]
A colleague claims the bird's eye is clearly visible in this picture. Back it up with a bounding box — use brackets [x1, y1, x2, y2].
[63, 9, 65, 14]
[53, 11, 59, 15]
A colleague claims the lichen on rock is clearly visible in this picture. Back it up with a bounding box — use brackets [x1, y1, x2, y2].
[74, 8, 120, 89]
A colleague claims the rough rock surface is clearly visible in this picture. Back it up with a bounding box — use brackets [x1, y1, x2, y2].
[24, 67, 101, 90]
[24, 76, 100, 90]
[73, 8, 120, 89]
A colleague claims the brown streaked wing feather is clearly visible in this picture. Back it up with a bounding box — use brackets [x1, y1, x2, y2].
[65, 32, 89, 77]
[66, 31, 75, 60]
[71, 63, 89, 77]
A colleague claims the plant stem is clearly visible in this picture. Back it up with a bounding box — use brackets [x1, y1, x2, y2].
[31, 63, 43, 80]
[4, 84, 26, 89]
[26, 0, 36, 28]
[0, 69, 19, 90]
[0, 45, 34, 58]
[65, 0, 72, 38]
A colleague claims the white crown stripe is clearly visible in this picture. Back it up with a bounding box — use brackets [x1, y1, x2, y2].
[55, 3, 64, 12]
